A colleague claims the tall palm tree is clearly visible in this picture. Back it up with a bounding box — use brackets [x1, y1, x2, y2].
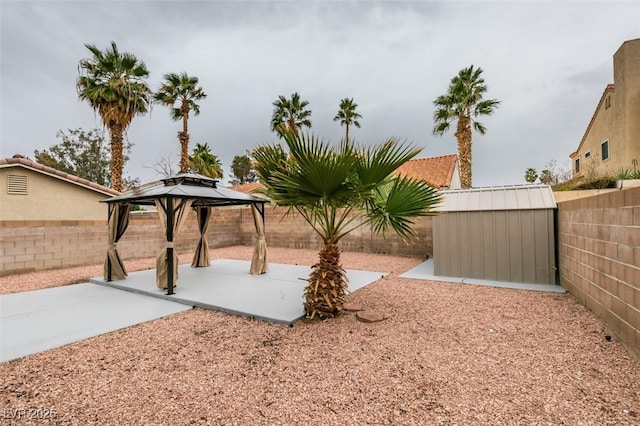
[334, 97, 362, 141]
[270, 92, 312, 138]
[154, 72, 207, 173]
[433, 65, 500, 188]
[188, 142, 223, 179]
[77, 41, 151, 191]
[253, 132, 441, 319]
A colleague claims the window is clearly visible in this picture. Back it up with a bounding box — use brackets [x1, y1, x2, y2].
[585, 151, 591, 159]
[605, 96, 611, 109]
[575, 158, 581, 173]
[601, 140, 609, 161]
[7, 175, 28, 195]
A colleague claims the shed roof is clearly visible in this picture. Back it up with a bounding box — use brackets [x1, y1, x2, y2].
[103, 173, 268, 207]
[436, 184, 557, 212]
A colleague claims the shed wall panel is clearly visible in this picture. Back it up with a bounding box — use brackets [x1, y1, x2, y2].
[433, 209, 556, 285]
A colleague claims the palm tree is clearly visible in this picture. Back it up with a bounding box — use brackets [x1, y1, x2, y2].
[334, 97, 362, 141]
[253, 132, 442, 319]
[433, 65, 500, 188]
[270, 92, 312, 137]
[188, 143, 223, 179]
[230, 154, 257, 185]
[77, 41, 151, 191]
[154, 72, 207, 173]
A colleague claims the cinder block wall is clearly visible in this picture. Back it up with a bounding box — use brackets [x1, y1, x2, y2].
[558, 187, 640, 358]
[1, 205, 432, 276]
[0, 208, 244, 276]
[240, 206, 434, 258]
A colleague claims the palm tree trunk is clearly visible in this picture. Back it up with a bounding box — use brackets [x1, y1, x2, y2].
[455, 115, 473, 189]
[180, 102, 190, 173]
[109, 123, 124, 192]
[345, 123, 350, 142]
[304, 241, 348, 319]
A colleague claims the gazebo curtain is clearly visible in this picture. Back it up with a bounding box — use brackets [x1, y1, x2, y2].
[155, 198, 193, 289]
[250, 203, 269, 275]
[191, 206, 211, 267]
[104, 203, 131, 281]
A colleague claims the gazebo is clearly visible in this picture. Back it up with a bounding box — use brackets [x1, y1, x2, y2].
[101, 173, 269, 295]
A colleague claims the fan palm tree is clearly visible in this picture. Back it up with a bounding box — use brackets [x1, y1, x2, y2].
[230, 154, 257, 185]
[154, 72, 207, 173]
[433, 65, 500, 188]
[253, 131, 442, 319]
[77, 41, 151, 191]
[188, 143, 223, 179]
[334, 97, 362, 141]
[270, 92, 312, 138]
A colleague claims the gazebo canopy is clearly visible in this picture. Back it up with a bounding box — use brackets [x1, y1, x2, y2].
[103, 173, 267, 207]
[101, 173, 268, 295]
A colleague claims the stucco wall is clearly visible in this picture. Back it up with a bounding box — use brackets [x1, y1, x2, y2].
[571, 38, 640, 178]
[558, 186, 640, 358]
[0, 168, 110, 221]
[615, 38, 640, 165]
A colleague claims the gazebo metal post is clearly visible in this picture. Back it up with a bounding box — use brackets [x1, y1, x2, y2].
[106, 203, 114, 282]
[254, 202, 265, 226]
[167, 197, 175, 296]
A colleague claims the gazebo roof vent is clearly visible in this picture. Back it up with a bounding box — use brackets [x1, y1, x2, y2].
[163, 173, 218, 188]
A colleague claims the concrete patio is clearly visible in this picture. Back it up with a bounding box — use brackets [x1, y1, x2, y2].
[1, 260, 385, 363]
[90, 259, 386, 324]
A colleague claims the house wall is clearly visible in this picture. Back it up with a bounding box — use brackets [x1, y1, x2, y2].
[433, 209, 556, 285]
[558, 187, 640, 358]
[0, 167, 110, 221]
[571, 38, 640, 179]
[615, 38, 640, 166]
[449, 162, 462, 190]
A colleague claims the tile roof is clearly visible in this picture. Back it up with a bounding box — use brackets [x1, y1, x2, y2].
[227, 182, 264, 194]
[393, 154, 458, 188]
[0, 156, 120, 196]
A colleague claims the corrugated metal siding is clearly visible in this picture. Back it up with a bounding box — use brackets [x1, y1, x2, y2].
[433, 209, 556, 285]
[436, 184, 556, 212]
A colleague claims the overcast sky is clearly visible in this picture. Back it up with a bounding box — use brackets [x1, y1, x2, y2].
[1, 1, 639, 187]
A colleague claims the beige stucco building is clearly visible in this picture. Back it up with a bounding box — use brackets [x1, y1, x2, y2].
[570, 38, 640, 179]
[0, 157, 119, 221]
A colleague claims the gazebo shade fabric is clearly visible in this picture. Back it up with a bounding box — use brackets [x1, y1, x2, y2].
[102, 173, 268, 294]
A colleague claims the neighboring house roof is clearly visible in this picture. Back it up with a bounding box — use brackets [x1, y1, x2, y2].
[393, 154, 458, 188]
[570, 84, 615, 158]
[436, 184, 557, 212]
[0, 157, 120, 196]
[228, 182, 265, 194]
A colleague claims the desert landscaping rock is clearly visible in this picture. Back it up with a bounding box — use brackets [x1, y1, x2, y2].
[1, 246, 638, 425]
[356, 311, 386, 323]
[343, 302, 364, 312]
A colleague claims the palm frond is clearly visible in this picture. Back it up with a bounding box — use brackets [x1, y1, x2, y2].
[367, 176, 442, 242]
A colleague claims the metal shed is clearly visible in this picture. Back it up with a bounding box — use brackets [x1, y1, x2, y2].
[433, 185, 557, 285]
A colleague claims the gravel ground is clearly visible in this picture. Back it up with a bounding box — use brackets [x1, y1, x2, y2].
[1, 246, 639, 425]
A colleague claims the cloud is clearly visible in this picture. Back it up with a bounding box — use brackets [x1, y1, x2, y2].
[1, 1, 639, 187]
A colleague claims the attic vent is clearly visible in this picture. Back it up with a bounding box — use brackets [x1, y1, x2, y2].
[7, 174, 28, 195]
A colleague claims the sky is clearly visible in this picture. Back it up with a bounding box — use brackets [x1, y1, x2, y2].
[1, 0, 639, 187]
